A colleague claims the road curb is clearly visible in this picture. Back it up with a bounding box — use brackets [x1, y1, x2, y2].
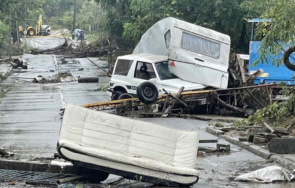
[0, 159, 75, 174]
[270, 155, 295, 171]
[206, 127, 295, 171]
[0, 65, 13, 82]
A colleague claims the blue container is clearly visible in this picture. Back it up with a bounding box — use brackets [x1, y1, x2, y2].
[248, 19, 295, 85]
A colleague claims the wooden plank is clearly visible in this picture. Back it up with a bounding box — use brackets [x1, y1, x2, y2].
[237, 54, 247, 84]
[162, 87, 184, 117]
[199, 139, 218, 143]
[263, 122, 275, 133]
[246, 89, 266, 108]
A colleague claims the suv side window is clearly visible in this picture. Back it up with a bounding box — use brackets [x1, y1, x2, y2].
[114, 59, 133, 76]
[134, 62, 156, 80]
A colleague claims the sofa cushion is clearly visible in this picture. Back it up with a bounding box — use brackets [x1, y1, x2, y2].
[59, 104, 199, 175]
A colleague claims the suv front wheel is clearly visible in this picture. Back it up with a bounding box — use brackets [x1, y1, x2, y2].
[137, 82, 158, 104]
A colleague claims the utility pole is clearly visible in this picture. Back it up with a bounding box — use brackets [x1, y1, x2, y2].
[9, 5, 12, 59]
[23, 0, 27, 52]
[72, 0, 77, 32]
[15, 11, 19, 48]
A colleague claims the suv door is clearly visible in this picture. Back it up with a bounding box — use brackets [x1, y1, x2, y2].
[132, 61, 157, 91]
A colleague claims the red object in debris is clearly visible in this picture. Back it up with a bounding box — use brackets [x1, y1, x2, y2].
[170, 61, 175, 67]
[9, 181, 16, 185]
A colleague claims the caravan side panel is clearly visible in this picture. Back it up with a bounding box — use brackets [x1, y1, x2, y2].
[168, 28, 230, 89]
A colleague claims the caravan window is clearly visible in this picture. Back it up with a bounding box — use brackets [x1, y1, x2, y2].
[181, 32, 220, 58]
[164, 30, 171, 48]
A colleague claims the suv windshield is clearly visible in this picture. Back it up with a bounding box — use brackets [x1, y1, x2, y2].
[155, 61, 177, 80]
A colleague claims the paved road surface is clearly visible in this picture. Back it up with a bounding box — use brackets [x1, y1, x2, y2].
[0, 53, 109, 160]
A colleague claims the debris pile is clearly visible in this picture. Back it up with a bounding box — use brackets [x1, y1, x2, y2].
[208, 89, 295, 154]
[11, 58, 27, 69]
[0, 148, 14, 158]
[32, 71, 75, 83]
[31, 37, 118, 58]
[198, 143, 231, 157]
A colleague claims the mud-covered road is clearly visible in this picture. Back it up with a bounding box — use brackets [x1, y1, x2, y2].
[0, 36, 294, 188]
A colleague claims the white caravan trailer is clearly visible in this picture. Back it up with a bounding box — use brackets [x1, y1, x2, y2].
[133, 17, 231, 89]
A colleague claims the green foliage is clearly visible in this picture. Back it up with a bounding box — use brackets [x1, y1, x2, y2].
[242, 0, 295, 66]
[245, 87, 295, 127]
[87, 33, 100, 44]
[0, 21, 9, 46]
[2, 0, 290, 58]
[209, 122, 225, 127]
[119, 0, 248, 52]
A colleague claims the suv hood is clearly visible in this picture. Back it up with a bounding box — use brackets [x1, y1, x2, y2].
[160, 78, 206, 91]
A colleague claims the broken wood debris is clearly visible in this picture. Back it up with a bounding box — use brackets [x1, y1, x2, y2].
[31, 37, 117, 58]
[11, 58, 27, 69]
[0, 148, 14, 157]
[162, 87, 185, 117]
[198, 143, 231, 155]
[32, 71, 75, 83]
[263, 122, 275, 133]
[217, 143, 231, 152]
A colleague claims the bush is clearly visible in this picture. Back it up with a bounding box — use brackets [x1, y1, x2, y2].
[0, 21, 8, 46]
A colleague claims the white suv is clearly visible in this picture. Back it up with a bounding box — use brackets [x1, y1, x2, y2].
[109, 54, 205, 103]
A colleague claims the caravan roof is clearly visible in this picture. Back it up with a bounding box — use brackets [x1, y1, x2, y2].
[167, 17, 231, 44]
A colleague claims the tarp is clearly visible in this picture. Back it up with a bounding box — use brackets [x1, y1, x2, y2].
[235, 166, 294, 183]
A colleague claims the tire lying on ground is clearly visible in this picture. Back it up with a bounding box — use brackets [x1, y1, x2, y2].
[118, 93, 133, 100]
[283, 46, 295, 71]
[137, 82, 158, 104]
[111, 91, 124, 100]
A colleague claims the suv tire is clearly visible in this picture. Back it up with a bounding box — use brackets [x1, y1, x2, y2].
[137, 82, 158, 104]
[118, 93, 133, 100]
[111, 91, 124, 100]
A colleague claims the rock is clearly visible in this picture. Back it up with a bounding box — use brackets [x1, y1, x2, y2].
[269, 138, 295, 154]
[253, 135, 266, 144]
[0, 148, 9, 156]
[273, 127, 290, 135]
[259, 133, 277, 142]
[217, 143, 230, 152]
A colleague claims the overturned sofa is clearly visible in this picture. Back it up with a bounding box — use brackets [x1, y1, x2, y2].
[57, 104, 200, 186]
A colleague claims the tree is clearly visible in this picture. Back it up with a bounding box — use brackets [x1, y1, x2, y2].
[122, 0, 247, 52]
[0, 21, 9, 46]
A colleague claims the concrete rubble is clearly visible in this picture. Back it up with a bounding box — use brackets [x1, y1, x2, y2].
[207, 122, 295, 171]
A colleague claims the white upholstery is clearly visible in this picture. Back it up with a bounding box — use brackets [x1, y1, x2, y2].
[60, 148, 198, 184]
[58, 104, 199, 178]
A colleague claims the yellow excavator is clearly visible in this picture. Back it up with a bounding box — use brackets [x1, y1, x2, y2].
[19, 15, 45, 36]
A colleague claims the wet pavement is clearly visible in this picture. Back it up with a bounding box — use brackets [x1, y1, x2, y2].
[0, 37, 295, 187]
[0, 53, 110, 160]
[26, 36, 65, 50]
